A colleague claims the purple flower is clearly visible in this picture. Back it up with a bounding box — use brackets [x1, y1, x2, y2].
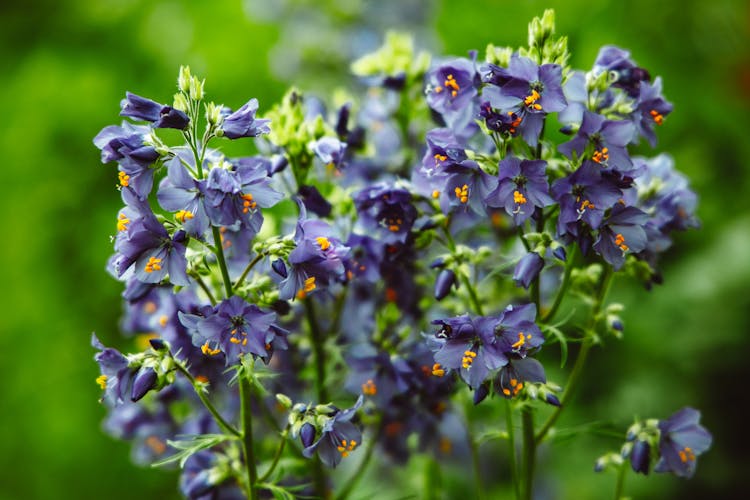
[496, 357, 546, 399]
[482, 55, 566, 146]
[310, 137, 347, 169]
[558, 111, 636, 172]
[344, 349, 412, 407]
[593, 46, 651, 97]
[551, 161, 623, 236]
[157, 156, 210, 238]
[633, 78, 673, 147]
[593, 204, 648, 270]
[343, 234, 383, 283]
[120, 92, 189, 130]
[113, 188, 190, 286]
[426, 57, 480, 131]
[630, 439, 651, 475]
[655, 407, 712, 478]
[513, 252, 545, 289]
[220, 98, 271, 139]
[353, 183, 417, 244]
[434, 269, 457, 300]
[303, 396, 364, 468]
[485, 156, 554, 225]
[94, 122, 160, 199]
[181, 296, 286, 366]
[204, 158, 283, 233]
[441, 161, 498, 217]
[92, 334, 133, 405]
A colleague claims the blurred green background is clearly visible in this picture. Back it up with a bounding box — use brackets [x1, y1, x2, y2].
[1, 0, 748, 498]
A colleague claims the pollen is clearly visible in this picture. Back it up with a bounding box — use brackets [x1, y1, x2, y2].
[524, 89, 542, 110]
[513, 190, 527, 205]
[117, 212, 130, 232]
[462, 350, 477, 369]
[454, 184, 469, 204]
[511, 332, 532, 350]
[195, 375, 209, 384]
[592, 147, 609, 164]
[508, 377, 524, 396]
[159, 315, 168, 328]
[444, 74, 460, 98]
[432, 190, 440, 199]
[176, 210, 194, 223]
[579, 199, 595, 212]
[96, 375, 108, 389]
[650, 109, 664, 125]
[337, 439, 358, 457]
[241, 193, 257, 213]
[508, 112, 522, 134]
[434, 153, 448, 164]
[144, 257, 163, 273]
[145, 435, 167, 455]
[296, 276, 317, 300]
[614, 233, 629, 253]
[678, 446, 695, 463]
[362, 379, 377, 396]
[316, 236, 331, 251]
[118, 171, 130, 187]
[201, 341, 221, 356]
[431, 363, 445, 377]
[143, 301, 157, 314]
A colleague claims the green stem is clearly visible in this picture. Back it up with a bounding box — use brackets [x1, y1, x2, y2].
[461, 274, 485, 316]
[535, 268, 614, 444]
[258, 427, 289, 483]
[191, 273, 217, 306]
[304, 299, 328, 403]
[467, 417, 486, 500]
[211, 226, 233, 299]
[174, 362, 240, 437]
[613, 463, 627, 500]
[233, 252, 266, 292]
[312, 458, 330, 500]
[521, 407, 536, 500]
[240, 374, 259, 500]
[505, 400, 521, 500]
[541, 246, 577, 324]
[335, 427, 380, 500]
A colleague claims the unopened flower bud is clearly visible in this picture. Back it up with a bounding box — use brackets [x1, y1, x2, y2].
[434, 269, 457, 300]
[300, 422, 316, 448]
[131, 367, 158, 402]
[271, 259, 288, 278]
[630, 440, 650, 475]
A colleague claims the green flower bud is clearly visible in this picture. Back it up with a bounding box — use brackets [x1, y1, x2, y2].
[178, 65, 192, 93]
[485, 44, 513, 67]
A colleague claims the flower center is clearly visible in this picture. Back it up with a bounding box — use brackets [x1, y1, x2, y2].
[337, 439, 358, 457]
[241, 193, 257, 213]
[296, 276, 317, 300]
[118, 171, 130, 187]
[201, 341, 221, 356]
[117, 213, 130, 232]
[508, 112, 522, 134]
[524, 89, 542, 110]
[678, 446, 695, 463]
[592, 147, 609, 164]
[229, 327, 249, 346]
[462, 350, 477, 369]
[502, 377, 524, 397]
[649, 109, 664, 125]
[511, 331, 532, 350]
[361, 379, 377, 396]
[442, 74, 461, 98]
[316, 237, 331, 251]
[96, 374, 108, 389]
[176, 210, 194, 223]
[434, 153, 448, 165]
[144, 257, 162, 273]
[614, 233, 629, 253]
[431, 363, 445, 377]
[454, 184, 469, 204]
[576, 198, 595, 219]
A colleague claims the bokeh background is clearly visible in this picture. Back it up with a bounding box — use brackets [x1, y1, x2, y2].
[1, 0, 748, 498]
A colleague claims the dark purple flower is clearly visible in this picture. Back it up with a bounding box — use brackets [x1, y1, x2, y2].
[353, 183, 417, 244]
[344, 349, 412, 407]
[496, 357, 546, 399]
[130, 367, 158, 402]
[120, 92, 189, 130]
[220, 98, 271, 139]
[434, 269, 457, 300]
[551, 161, 623, 236]
[204, 158, 283, 233]
[298, 184, 332, 217]
[426, 57, 479, 130]
[593, 46, 651, 97]
[633, 78, 673, 147]
[558, 111, 636, 172]
[485, 157, 554, 225]
[181, 296, 286, 366]
[593, 204, 649, 270]
[441, 161, 498, 217]
[344, 234, 383, 283]
[92, 334, 134, 406]
[303, 396, 364, 468]
[113, 188, 190, 286]
[513, 252, 545, 289]
[94, 122, 159, 165]
[482, 55, 566, 146]
[655, 407, 712, 478]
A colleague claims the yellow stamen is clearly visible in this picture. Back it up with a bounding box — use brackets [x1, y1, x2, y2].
[362, 379, 377, 396]
[650, 109, 664, 125]
[513, 190, 527, 205]
[296, 276, 317, 300]
[118, 171, 130, 187]
[96, 375, 108, 389]
[117, 213, 130, 232]
[511, 332, 531, 350]
[201, 341, 221, 356]
[434, 153, 448, 164]
[508, 112, 522, 134]
[176, 210, 194, 223]
[241, 193, 257, 214]
[678, 446, 695, 463]
[461, 350, 477, 369]
[614, 233, 629, 253]
[592, 147, 609, 164]
[144, 257, 162, 273]
[337, 439, 358, 457]
[316, 237, 331, 251]
[431, 363, 445, 377]
[145, 435, 167, 455]
[432, 189, 440, 199]
[524, 89, 542, 110]
[454, 184, 469, 204]
[143, 301, 157, 314]
[444, 74, 460, 98]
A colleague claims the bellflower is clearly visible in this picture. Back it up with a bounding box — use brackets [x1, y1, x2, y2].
[558, 111, 636, 172]
[120, 92, 190, 130]
[181, 296, 287, 366]
[303, 396, 364, 468]
[655, 407, 712, 478]
[310, 136, 347, 169]
[495, 357, 546, 399]
[485, 156, 554, 225]
[220, 98, 271, 139]
[92, 334, 134, 406]
[512, 252, 545, 289]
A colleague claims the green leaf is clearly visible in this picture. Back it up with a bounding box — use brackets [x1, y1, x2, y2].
[541, 323, 568, 368]
[151, 433, 234, 468]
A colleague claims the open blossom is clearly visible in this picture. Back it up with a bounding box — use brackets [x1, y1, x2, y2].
[558, 111, 636, 172]
[485, 156, 553, 225]
[353, 183, 417, 244]
[220, 98, 271, 139]
[302, 396, 364, 468]
[655, 408, 712, 478]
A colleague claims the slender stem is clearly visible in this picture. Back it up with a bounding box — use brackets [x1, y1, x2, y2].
[461, 274, 485, 316]
[521, 407, 536, 500]
[467, 417, 486, 500]
[535, 268, 614, 444]
[240, 374, 259, 500]
[505, 400, 521, 500]
[530, 210, 545, 314]
[304, 299, 328, 403]
[258, 427, 289, 483]
[541, 246, 577, 324]
[335, 427, 380, 500]
[191, 273, 217, 306]
[211, 226, 233, 299]
[233, 252, 266, 292]
[173, 362, 240, 437]
[613, 463, 627, 500]
[312, 458, 329, 500]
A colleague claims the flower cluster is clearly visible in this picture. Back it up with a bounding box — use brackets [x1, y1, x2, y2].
[92, 11, 708, 500]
